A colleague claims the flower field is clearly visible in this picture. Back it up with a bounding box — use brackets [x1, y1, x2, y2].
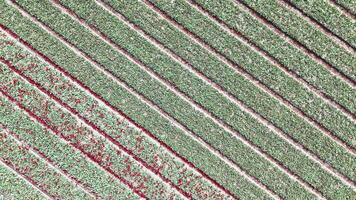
[0, 0, 355, 199]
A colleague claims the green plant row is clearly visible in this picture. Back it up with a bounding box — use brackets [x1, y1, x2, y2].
[0, 63, 183, 199]
[190, 0, 356, 114]
[335, 0, 356, 15]
[0, 151, 46, 200]
[0, 128, 92, 199]
[241, 0, 356, 81]
[288, 0, 355, 47]
[0, 77, 138, 199]
[102, 0, 356, 187]
[61, 0, 356, 198]
[11, 0, 355, 198]
[0, 95, 138, 199]
[22, 0, 337, 198]
[0, 2, 271, 199]
[0, 32, 231, 200]
[145, 0, 356, 150]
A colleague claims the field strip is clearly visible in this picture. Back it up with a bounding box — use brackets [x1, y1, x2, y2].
[99, 0, 355, 124]
[0, 161, 52, 200]
[51, 2, 317, 198]
[50, 0, 356, 197]
[97, 1, 356, 197]
[1, 59, 187, 199]
[0, 96, 141, 200]
[6, 0, 290, 198]
[189, 0, 356, 116]
[236, 0, 356, 83]
[0, 90, 147, 199]
[190, 1, 356, 124]
[1, 0, 354, 198]
[185, 0, 355, 150]
[1, 64, 184, 199]
[182, 0, 356, 154]
[143, 0, 356, 153]
[0, 19, 242, 200]
[0, 6, 241, 199]
[233, 0, 355, 86]
[0, 157, 47, 200]
[41, 0, 354, 197]
[0, 126, 97, 199]
[0, 133, 58, 199]
[96, 0, 356, 191]
[189, 0, 355, 117]
[9, 65, 187, 199]
[29, 0, 356, 166]
[281, 0, 355, 52]
[0, 23, 245, 200]
[48, 1, 322, 198]
[98, 1, 356, 181]
[282, 0, 355, 52]
[0, 151, 53, 200]
[0, 127, 94, 199]
[0, 83, 141, 199]
[329, 0, 356, 20]
[15, 1, 292, 198]
[142, 0, 356, 155]
[0, 28, 233, 200]
[3, 0, 356, 198]
[1, 1, 354, 199]
[186, 0, 355, 122]
[0, 26, 256, 200]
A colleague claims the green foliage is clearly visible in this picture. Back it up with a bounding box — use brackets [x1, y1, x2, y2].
[0, 0, 355, 199]
[242, 0, 356, 81]
[0, 129, 92, 199]
[0, 161, 46, 200]
[0, 2, 268, 199]
[0, 32, 230, 200]
[289, 0, 355, 46]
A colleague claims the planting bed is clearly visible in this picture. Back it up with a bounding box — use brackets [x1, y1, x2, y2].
[0, 0, 355, 199]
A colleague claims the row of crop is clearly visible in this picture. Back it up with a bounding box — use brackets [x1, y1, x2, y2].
[11, 0, 318, 199]
[0, 93, 139, 199]
[0, 128, 93, 199]
[9, 2, 354, 198]
[240, 0, 356, 81]
[145, 0, 356, 149]
[96, 0, 356, 190]
[0, 155, 46, 200]
[287, 0, 355, 48]
[144, 0, 356, 174]
[0, 31, 231, 200]
[66, 0, 356, 195]
[335, 0, 356, 15]
[189, 0, 356, 114]
[0, 3, 269, 199]
[0, 59, 185, 199]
